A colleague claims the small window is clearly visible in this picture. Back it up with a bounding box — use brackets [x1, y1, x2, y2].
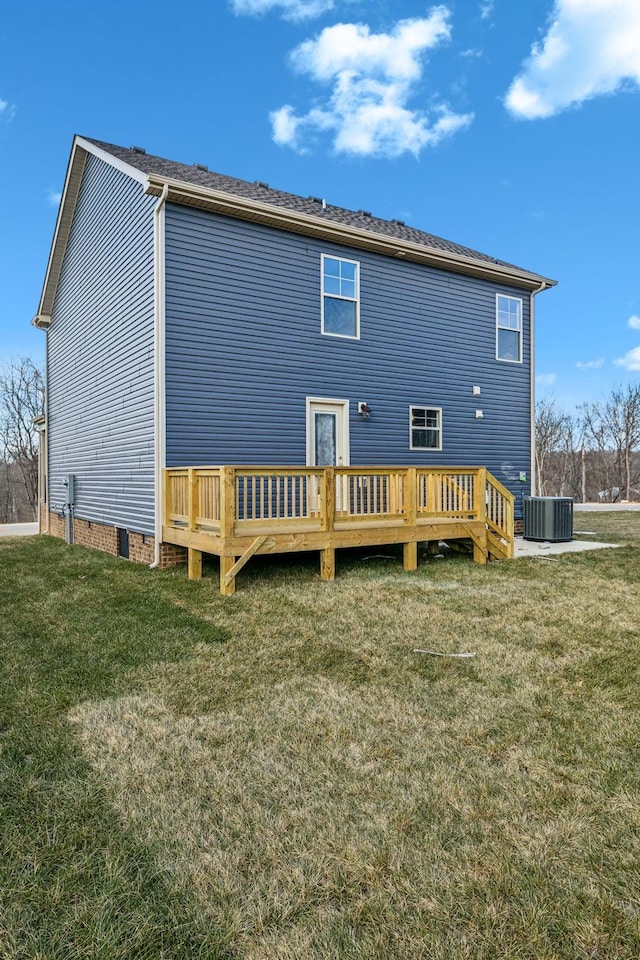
[496, 295, 523, 362]
[322, 255, 360, 339]
[410, 406, 442, 450]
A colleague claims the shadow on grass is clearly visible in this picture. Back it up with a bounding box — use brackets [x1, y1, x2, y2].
[0, 537, 235, 960]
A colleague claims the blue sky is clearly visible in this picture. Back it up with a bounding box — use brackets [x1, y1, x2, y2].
[1, 0, 639, 411]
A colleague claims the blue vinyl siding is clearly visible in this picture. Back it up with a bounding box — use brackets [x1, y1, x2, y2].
[165, 203, 533, 512]
[47, 153, 156, 533]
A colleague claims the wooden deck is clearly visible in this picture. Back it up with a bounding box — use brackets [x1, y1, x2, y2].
[163, 465, 515, 595]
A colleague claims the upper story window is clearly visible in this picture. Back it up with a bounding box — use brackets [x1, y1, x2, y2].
[496, 295, 523, 363]
[410, 406, 442, 451]
[322, 255, 360, 339]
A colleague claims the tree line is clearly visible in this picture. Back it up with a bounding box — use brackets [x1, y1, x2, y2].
[536, 384, 640, 502]
[0, 357, 44, 523]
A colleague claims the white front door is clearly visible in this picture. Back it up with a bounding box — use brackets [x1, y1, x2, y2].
[306, 398, 350, 467]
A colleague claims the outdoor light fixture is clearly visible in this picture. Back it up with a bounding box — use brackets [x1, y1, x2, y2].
[475, 409, 484, 419]
[358, 402, 372, 419]
[472, 385, 481, 396]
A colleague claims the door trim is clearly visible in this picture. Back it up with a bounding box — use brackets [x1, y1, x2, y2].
[305, 397, 350, 467]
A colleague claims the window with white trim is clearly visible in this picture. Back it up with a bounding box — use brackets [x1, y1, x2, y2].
[410, 406, 442, 450]
[322, 255, 360, 339]
[496, 294, 522, 362]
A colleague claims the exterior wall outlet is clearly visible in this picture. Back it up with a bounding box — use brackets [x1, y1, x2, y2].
[472, 385, 481, 396]
[475, 409, 484, 419]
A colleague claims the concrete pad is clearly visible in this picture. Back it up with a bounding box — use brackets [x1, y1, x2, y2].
[0, 522, 39, 538]
[514, 537, 621, 558]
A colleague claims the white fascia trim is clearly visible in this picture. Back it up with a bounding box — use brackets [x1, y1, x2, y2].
[144, 175, 557, 291]
[36, 139, 86, 317]
[74, 137, 148, 185]
[151, 184, 169, 568]
[43, 327, 50, 533]
[529, 280, 548, 496]
[37, 136, 148, 320]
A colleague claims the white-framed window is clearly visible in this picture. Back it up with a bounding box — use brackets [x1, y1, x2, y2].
[321, 255, 360, 339]
[496, 294, 523, 363]
[409, 406, 442, 451]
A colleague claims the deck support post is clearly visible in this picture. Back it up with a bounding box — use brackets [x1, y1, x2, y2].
[219, 466, 236, 596]
[473, 541, 488, 565]
[220, 555, 237, 595]
[320, 467, 336, 581]
[403, 540, 418, 571]
[403, 468, 418, 571]
[320, 547, 335, 581]
[188, 548, 203, 580]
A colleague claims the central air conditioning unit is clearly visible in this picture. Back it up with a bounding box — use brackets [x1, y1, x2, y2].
[523, 496, 573, 542]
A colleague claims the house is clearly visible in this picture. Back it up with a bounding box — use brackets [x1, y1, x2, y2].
[33, 135, 555, 589]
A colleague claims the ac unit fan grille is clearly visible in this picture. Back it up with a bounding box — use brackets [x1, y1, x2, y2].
[523, 497, 573, 542]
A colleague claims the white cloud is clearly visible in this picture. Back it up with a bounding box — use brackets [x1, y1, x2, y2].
[480, 1, 494, 20]
[536, 373, 557, 386]
[0, 97, 16, 122]
[576, 357, 605, 369]
[614, 346, 640, 370]
[270, 9, 474, 157]
[47, 189, 62, 206]
[231, 0, 334, 18]
[505, 0, 640, 119]
[628, 314, 640, 329]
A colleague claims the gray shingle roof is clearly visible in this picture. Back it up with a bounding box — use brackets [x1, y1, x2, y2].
[85, 137, 537, 276]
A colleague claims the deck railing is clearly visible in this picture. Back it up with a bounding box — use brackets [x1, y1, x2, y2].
[164, 465, 514, 547]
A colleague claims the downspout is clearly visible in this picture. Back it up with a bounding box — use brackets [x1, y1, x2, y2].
[149, 183, 169, 568]
[43, 331, 50, 532]
[529, 279, 548, 497]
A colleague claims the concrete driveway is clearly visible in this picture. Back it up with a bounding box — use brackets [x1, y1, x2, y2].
[574, 502, 640, 511]
[0, 522, 39, 538]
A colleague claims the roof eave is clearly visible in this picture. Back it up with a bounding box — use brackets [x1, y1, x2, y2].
[35, 136, 148, 324]
[144, 174, 556, 290]
[32, 314, 51, 330]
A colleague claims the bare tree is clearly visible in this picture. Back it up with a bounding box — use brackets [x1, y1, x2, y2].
[535, 397, 577, 496]
[581, 384, 640, 502]
[0, 357, 45, 521]
[605, 384, 640, 501]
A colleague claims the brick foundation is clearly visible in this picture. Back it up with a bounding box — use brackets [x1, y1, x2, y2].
[72, 517, 118, 556]
[45, 511, 187, 569]
[48, 510, 66, 539]
[158, 542, 188, 568]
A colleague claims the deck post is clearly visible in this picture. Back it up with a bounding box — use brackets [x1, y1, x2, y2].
[188, 548, 203, 580]
[320, 467, 336, 580]
[475, 467, 487, 524]
[405, 468, 417, 526]
[403, 467, 418, 571]
[219, 466, 237, 596]
[473, 533, 488, 565]
[403, 541, 418, 571]
[188, 468, 198, 531]
[162, 469, 170, 530]
[473, 468, 488, 565]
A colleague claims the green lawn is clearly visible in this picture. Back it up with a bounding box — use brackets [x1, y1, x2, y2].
[1, 516, 639, 959]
